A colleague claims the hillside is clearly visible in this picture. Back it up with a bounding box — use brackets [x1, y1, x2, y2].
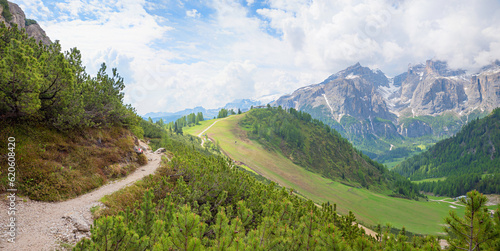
[240, 107, 387, 189]
[183, 113, 469, 235]
[74, 128, 446, 250]
[0, 16, 144, 201]
[394, 108, 500, 180]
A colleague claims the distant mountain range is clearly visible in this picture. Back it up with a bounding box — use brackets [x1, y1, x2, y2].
[143, 99, 262, 123]
[273, 60, 500, 161]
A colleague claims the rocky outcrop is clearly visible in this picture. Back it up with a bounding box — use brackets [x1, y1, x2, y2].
[26, 23, 51, 44]
[0, 1, 51, 45]
[398, 120, 433, 138]
[465, 61, 500, 112]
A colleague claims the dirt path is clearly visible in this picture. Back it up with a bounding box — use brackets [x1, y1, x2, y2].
[198, 118, 227, 147]
[429, 198, 465, 207]
[0, 141, 164, 251]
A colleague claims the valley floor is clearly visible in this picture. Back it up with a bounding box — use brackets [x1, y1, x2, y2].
[0, 141, 165, 251]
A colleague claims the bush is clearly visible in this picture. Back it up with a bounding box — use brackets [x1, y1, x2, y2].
[25, 18, 37, 26]
[0, 0, 12, 21]
[137, 153, 148, 165]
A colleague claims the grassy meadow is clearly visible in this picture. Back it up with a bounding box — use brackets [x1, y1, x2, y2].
[185, 113, 465, 235]
[411, 177, 447, 184]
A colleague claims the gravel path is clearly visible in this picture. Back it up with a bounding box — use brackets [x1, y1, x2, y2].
[198, 117, 227, 147]
[0, 141, 164, 251]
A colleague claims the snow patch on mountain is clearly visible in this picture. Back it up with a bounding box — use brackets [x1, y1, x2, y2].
[322, 94, 334, 114]
[377, 78, 400, 108]
[345, 73, 360, 79]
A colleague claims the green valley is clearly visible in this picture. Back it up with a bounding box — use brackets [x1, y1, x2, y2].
[394, 108, 500, 197]
[185, 110, 467, 235]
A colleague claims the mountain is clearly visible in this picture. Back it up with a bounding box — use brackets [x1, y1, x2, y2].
[144, 99, 261, 123]
[273, 60, 500, 162]
[0, 0, 51, 44]
[393, 108, 500, 180]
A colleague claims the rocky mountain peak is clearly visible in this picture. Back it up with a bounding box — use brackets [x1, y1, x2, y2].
[0, 1, 51, 45]
[321, 62, 389, 88]
[424, 60, 466, 77]
[478, 60, 500, 73]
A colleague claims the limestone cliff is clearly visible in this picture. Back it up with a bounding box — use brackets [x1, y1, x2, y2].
[0, 1, 51, 45]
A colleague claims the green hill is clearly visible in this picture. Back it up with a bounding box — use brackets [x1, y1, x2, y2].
[393, 108, 500, 197]
[394, 108, 500, 180]
[78, 127, 444, 250]
[238, 107, 423, 200]
[240, 107, 383, 188]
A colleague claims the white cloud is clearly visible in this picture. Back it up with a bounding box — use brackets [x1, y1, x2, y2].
[16, 0, 50, 18]
[15, 0, 500, 115]
[186, 9, 200, 18]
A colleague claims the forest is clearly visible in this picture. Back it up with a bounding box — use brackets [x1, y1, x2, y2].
[394, 108, 500, 180]
[417, 173, 500, 197]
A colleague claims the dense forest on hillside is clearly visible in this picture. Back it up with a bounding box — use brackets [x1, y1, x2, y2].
[394, 108, 500, 180]
[76, 128, 443, 250]
[0, 23, 142, 200]
[417, 173, 500, 197]
[239, 107, 423, 200]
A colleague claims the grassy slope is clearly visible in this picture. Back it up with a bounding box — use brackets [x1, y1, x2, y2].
[186, 114, 465, 235]
[183, 119, 218, 136]
[0, 122, 140, 201]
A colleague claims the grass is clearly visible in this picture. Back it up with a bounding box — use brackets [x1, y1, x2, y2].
[411, 177, 447, 184]
[186, 113, 466, 235]
[0, 122, 141, 201]
[384, 157, 406, 170]
[183, 119, 219, 136]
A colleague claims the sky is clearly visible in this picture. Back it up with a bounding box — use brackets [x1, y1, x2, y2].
[14, 0, 500, 115]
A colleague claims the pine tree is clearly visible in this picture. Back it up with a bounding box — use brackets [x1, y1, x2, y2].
[444, 190, 499, 250]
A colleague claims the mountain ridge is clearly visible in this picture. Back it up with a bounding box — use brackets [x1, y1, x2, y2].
[273, 59, 500, 161]
[144, 98, 261, 122]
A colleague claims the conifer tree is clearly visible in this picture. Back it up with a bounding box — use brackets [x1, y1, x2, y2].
[444, 190, 499, 250]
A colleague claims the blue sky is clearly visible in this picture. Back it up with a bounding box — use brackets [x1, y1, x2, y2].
[14, 0, 500, 115]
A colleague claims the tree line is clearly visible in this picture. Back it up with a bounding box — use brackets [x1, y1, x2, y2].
[418, 173, 500, 197]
